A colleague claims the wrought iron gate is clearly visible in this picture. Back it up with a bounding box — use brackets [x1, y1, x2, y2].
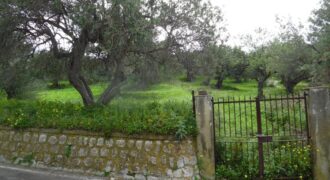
[212, 93, 312, 179]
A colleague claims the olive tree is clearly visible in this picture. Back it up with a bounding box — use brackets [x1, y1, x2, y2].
[271, 20, 314, 93]
[0, 17, 31, 99]
[309, 0, 330, 84]
[244, 29, 273, 98]
[1, 0, 224, 106]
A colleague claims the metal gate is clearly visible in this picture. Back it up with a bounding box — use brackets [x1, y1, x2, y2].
[212, 93, 312, 179]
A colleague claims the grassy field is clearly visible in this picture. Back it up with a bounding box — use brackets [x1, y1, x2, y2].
[32, 78, 308, 104]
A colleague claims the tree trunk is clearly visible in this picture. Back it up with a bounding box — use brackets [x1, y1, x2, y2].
[68, 30, 95, 106]
[51, 79, 61, 89]
[234, 77, 242, 83]
[257, 80, 265, 99]
[202, 77, 211, 86]
[284, 81, 295, 94]
[5, 89, 15, 100]
[186, 69, 195, 82]
[215, 76, 224, 89]
[98, 61, 126, 105]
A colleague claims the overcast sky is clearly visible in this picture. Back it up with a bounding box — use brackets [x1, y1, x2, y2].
[210, 0, 322, 47]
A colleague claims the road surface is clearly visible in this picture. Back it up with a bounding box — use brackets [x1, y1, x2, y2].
[0, 163, 105, 180]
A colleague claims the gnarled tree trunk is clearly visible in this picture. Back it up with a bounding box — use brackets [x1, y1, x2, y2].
[215, 77, 224, 89]
[257, 80, 265, 99]
[98, 60, 126, 105]
[186, 69, 195, 82]
[68, 30, 95, 106]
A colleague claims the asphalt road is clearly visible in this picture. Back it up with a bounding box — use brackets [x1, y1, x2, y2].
[0, 164, 105, 180]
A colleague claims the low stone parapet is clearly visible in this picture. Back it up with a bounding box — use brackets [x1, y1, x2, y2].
[0, 127, 199, 179]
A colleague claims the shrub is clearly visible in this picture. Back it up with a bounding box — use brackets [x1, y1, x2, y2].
[215, 142, 312, 179]
[0, 100, 196, 137]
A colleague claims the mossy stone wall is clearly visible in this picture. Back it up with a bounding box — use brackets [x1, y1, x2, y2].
[0, 127, 199, 179]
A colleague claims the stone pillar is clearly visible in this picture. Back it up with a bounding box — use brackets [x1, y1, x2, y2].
[308, 87, 330, 180]
[194, 91, 215, 180]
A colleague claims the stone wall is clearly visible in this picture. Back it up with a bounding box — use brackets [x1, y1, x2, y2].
[0, 127, 199, 179]
[308, 87, 330, 180]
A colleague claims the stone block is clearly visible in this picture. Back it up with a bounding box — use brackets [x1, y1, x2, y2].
[58, 135, 67, 145]
[39, 134, 47, 143]
[105, 139, 113, 147]
[127, 140, 135, 148]
[89, 138, 97, 147]
[83, 157, 94, 167]
[97, 138, 104, 146]
[144, 141, 153, 152]
[116, 139, 126, 148]
[78, 148, 88, 157]
[177, 157, 184, 168]
[136, 140, 143, 150]
[90, 147, 99, 157]
[149, 156, 157, 165]
[23, 133, 31, 142]
[100, 148, 109, 157]
[135, 174, 146, 180]
[48, 136, 58, 145]
[183, 167, 194, 177]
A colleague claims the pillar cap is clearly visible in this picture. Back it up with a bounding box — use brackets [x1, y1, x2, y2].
[198, 91, 208, 95]
[308, 86, 329, 89]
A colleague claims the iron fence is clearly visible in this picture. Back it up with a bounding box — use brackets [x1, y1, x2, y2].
[213, 93, 312, 179]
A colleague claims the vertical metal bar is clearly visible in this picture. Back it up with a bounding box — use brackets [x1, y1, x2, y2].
[211, 97, 216, 169]
[256, 97, 264, 179]
[298, 93, 303, 136]
[269, 95, 274, 136]
[239, 97, 243, 137]
[228, 97, 231, 137]
[233, 97, 237, 137]
[274, 94, 282, 163]
[192, 90, 196, 118]
[244, 96, 248, 137]
[250, 96, 254, 135]
[218, 100, 221, 136]
[281, 94, 286, 136]
[247, 142, 250, 175]
[286, 94, 292, 136]
[303, 92, 310, 141]
[292, 93, 297, 136]
[263, 96, 270, 157]
[222, 98, 226, 137]
[274, 94, 280, 136]
[264, 96, 269, 136]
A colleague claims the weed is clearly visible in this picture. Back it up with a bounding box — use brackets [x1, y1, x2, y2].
[64, 144, 72, 158]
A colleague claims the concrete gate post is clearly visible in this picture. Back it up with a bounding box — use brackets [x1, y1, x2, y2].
[194, 91, 215, 180]
[308, 87, 330, 180]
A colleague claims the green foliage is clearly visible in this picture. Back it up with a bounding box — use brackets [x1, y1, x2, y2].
[30, 52, 67, 88]
[0, 100, 196, 136]
[264, 143, 312, 179]
[13, 153, 35, 166]
[104, 171, 110, 177]
[64, 144, 72, 158]
[270, 20, 314, 93]
[309, 0, 330, 84]
[0, 17, 32, 99]
[215, 142, 312, 179]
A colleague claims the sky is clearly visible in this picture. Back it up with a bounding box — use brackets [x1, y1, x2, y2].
[210, 0, 322, 47]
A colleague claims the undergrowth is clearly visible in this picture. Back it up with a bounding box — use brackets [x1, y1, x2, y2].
[0, 100, 196, 137]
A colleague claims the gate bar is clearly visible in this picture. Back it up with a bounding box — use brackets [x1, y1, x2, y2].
[256, 97, 265, 179]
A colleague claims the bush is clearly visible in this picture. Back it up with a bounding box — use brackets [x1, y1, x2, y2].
[0, 100, 196, 137]
[215, 142, 312, 179]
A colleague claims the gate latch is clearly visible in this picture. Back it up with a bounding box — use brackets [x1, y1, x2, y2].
[257, 135, 273, 143]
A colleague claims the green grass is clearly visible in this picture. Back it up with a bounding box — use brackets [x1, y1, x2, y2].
[33, 78, 308, 104]
[0, 77, 308, 135]
[0, 100, 196, 136]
